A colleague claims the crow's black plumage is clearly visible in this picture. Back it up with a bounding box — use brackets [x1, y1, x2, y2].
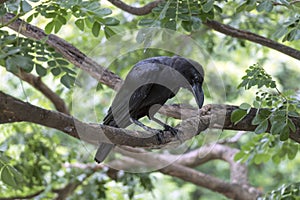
[95, 56, 204, 163]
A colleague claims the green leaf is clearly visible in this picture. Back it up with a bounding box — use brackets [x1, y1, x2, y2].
[36, 56, 47, 61]
[51, 67, 61, 76]
[164, 20, 176, 30]
[213, 5, 222, 13]
[5, 59, 18, 73]
[287, 144, 298, 160]
[35, 64, 47, 76]
[270, 121, 286, 135]
[257, 0, 273, 12]
[96, 82, 104, 91]
[236, 2, 247, 13]
[45, 21, 55, 34]
[273, 26, 288, 39]
[288, 119, 296, 132]
[60, 74, 75, 88]
[254, 153, 270, 164]
[57, 15, 67, 25]
[254, 120, 268, 134]
[252, 114, 264, 125]
[181, 20, 192, 32]
[253, 100, 260, 109]
[104, 17, 120, 26]
[54, 20, 63, 33]
[279, 125, 290, 141]
[92, 21, 101, 37]
[47, 60, 56, 67]
[75, 19, 85, 31]
[14, 55, 33, 72]
[239, 103, 251, 110]
[1, 166, 17, 187]
[138, 19, 155, 26]
[21, 0, 32, 13]
[191, 17, 201, 30]
[234, 151, 245, 161]
[231, 109, 247, 124]
[97, 8, 112, 16]
[104, 26, 116, 39]
[61, 67, 76, 75]
[56, 59, 69, 66]
[202, 0, 214, 13]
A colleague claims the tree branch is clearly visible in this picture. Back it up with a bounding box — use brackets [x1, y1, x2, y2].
[113, 146, 261, 200]
[204, 20, 300, 61]
[1, 91, 300, 147]
[16, 70, 70, 115]
[170, 144, 248, 184]
[0, 91, 198, 147]
[107, 0, 163, 16]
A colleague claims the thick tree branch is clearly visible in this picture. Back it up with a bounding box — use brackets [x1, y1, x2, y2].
[0, 91, 198, 147]
[107, 0, 163, 15]
[1, 91, 300, 147]
[16, 70, 70, 115]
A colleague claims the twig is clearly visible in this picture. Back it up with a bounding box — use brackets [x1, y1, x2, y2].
[107, 0, 164, 16]
[16, 70, 70, 115]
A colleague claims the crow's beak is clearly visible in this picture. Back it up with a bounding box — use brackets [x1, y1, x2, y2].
[192, 82, 204, 109]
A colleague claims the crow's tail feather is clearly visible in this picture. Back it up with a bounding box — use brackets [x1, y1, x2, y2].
[94, 143, 114, 163]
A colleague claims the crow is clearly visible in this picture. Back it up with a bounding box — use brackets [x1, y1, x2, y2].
[95, 56, 204, 163]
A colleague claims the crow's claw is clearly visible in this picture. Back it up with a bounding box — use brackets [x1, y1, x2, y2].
[155, 129, 165, 144]
[164, 125, 181, 141]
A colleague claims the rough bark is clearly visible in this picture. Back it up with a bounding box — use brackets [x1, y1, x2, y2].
[1, 91, 300, 146]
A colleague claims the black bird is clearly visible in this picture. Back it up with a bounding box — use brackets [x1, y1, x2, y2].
[95, 56, 204, 163]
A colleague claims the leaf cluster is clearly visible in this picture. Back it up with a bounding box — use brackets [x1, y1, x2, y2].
[234, 134, 298, 165]
[117, 173, 154, 199]
[139, 0, 220, 32]
[232, 64, 300, 164]
[28, 0, 118, 38]
[260, 182, 300, 200]
[0, 30, 76, 88]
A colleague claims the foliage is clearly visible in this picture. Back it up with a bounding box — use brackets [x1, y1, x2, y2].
[231, 63, 300, 167]
[0, 30, 76, 88]
[260, 182, 300, 200]
[1, 0, 300, 199]
[137, 0, 300, 42]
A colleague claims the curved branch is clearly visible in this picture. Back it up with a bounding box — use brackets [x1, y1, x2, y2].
[204, 20, 300, 61]
[107, 0, 163, 15]
[114, 146, 261, 200]
[174, 144, 248, 185]
[16, 71, 70, 115]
